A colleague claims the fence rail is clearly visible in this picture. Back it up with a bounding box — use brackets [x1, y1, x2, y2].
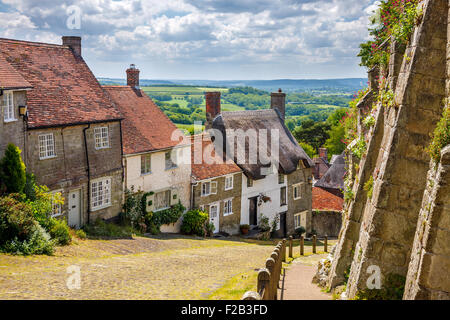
[242, 239, 286, 300]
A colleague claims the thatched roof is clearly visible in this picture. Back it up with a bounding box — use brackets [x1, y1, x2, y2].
[211, 109, 314, 180]
[314, 152, 346, 190]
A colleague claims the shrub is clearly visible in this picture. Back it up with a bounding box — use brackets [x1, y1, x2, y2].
[83, 219, 137, 239]
[206, 222, 215, 236]
[48, 218, 72, 245]
[0, 196, 55, 255]
[180, 209, 208, 237]
[75, 229, 87, 240]
[258, 215, 270, 232]
[0, 144, 26, 194]
[295, 226, 306, 238]
[364, 176, 374, 199]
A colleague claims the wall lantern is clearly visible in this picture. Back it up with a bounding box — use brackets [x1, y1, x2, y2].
[19, 105, 27, 116]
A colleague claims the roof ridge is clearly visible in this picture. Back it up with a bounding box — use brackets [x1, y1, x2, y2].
[0, 38, 67, 49]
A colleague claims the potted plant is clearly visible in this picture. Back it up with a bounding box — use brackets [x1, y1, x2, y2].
[295, 226, 306, 239]
[240, 224, 250, 235]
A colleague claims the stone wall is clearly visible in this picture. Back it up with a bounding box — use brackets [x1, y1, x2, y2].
[0, 90, 26, 159]
[287, 167, 313, 235]
[193, 172, 243, 235]
[312, 210, 342, 237]
[325, 0, 450, 299]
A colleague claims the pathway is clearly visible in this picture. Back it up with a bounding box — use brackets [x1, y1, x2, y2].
[279, 254, 331, 300]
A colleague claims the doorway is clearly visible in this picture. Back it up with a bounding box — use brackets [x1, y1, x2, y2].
[249, 197, 258, 226]
[209, 203, 220, 234]
[279, 212, 287, 238]
[68, 189, 82, 229]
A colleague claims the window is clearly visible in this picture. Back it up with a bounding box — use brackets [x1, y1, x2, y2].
[278, 174, 285, 184]
[201, 181, 217, 196]
[3, 92, 15, 122]
[91, 178, 111, 210]
[225, 175, 234, 191]
[141, 154, 151, 175]
[94, 127, 110, 149]
[247, 178, 253, 188]
[210, 204, 219, 218]
[293, 183, 304, 200]
[224, 199, 233, 216]
[280, 186, 287, 206]
[294, 213, 302, 229]
[39, 133, 56, 160]
[165, 151, 177, 170]
[154, 190, 171, 211]
[51, 190, 63, 217]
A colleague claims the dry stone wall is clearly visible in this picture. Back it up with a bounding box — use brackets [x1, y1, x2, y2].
[325, 0, 450, 299]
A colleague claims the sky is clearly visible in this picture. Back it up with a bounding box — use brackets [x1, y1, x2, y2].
[0, 0, 380, 80]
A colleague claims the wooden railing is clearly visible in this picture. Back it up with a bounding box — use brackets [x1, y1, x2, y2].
[242, 239, 286, 300]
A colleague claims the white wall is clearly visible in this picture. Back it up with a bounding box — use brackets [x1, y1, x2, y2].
[241, 172, 287, 230]
[124, 146, 191, 233]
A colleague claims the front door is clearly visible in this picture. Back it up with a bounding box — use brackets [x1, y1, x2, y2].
[279, 212, 287, 238]
[209, 203, 220, 234]
[68, 190, 81, 229]
[249, 197, 258, 226]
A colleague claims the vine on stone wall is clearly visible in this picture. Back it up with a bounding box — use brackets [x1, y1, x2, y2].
[427, 102, 450, 165]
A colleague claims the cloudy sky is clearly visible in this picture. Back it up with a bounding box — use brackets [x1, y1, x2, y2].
[0, 0, 379, 80]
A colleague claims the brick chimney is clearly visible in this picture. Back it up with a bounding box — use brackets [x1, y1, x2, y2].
[62, 36, 82, 56]
[126, 64, 140, 89]
[319, 148, 328, 160]
[205, 92, 221, 130]
[271, 89, 286, 121]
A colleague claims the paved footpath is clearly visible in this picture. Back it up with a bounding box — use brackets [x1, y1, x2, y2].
[279, 254, 332, 300]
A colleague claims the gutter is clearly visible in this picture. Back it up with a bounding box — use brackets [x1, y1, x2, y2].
[83, 124, 91, 224]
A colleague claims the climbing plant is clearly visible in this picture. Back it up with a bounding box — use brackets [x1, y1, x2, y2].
[427, 103, 450, 165]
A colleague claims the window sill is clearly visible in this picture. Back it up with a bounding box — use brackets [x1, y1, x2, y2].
[91, 203, 112, 212]
[141, 172, 152, 176]
[293, 197, 302, 201]
[51, 213, 64, 218]
[95, 146, 110, 150]
[224, 187, 233, 191]
[224, 212, 233, 216]
[153, 207, 171, 212]
[165, 166, 178, 171]
[39, 155, 57, 161]
[3, 118, 18, 123]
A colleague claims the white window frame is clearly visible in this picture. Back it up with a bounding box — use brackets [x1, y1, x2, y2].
[153, 189, 171, 211]
[209, 203, 219, 219]
[94, 126, 110, 150]
[278, 174, 285, 185]
[141, 154, 152, 175]
[201, 181, 217, 197]
[294, 213, 302, 229]
[39, 133, 57, 160]
[91, 177, 112, 211]
[223, 198, 233, 216]
[293, 183, 304, 200]
[3, 91, 15, 122]
[51, 190, 64, 218]
[224, 175, 234, 191]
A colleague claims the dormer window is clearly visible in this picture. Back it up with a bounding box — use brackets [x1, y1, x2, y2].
[94, 127, 110, 149]
[3, 92, 15, 122]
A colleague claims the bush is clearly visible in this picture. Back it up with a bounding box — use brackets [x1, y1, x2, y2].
[427, 104, 450, 165]
[0, 144, 26, 194]
[83, 219, 137, 239]
[0, 196, 55, 255]
[181, 209, 208, 236]
[295, 226, 306, 238]
[206, 222, 215, 237]
[75, 229, 87, 240]
[258, 215, 270, 232]
[48, 218, 71, 245]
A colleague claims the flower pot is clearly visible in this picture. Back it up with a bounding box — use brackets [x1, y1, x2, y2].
[241, 228, 249, 235]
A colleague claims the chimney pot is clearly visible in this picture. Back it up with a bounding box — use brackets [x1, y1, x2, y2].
[62, 36, 82, 56]
[319, 148, 328, 160]
[205, 92, 221, 130]
[271, 89, 286, 121]
[126, 64, 140, 89]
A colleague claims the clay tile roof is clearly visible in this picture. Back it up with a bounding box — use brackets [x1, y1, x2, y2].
[312, 187, 343, 212]
[0, 38, 122, 128]
[191, 134, 242, 181]
[315, 152, 346, 190]
[0, 55, 32, 89]
[212, 109, 314, 180]
[103, 86, 188, 154]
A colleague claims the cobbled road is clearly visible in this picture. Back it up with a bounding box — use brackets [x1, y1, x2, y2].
[0, 235, 276, 300]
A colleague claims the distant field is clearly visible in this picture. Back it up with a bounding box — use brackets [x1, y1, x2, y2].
[142, 86, 229, 95]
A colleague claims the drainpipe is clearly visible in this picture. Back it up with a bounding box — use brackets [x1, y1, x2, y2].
[83, 124, 91, 224]
[191, 180, 199, 209]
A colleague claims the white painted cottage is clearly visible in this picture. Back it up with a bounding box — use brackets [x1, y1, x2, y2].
[103, 65, 191, 232]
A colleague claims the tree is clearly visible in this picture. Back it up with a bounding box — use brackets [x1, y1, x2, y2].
[299, 142, 317, 159]
[324, 108, 348, 158]
[0, 144, 26, 194]
[293, 120, 330, 152]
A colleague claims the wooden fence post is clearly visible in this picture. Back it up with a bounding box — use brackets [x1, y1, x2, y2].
[257, 268, 271, 300]
[324, 235, 328, 253]
[265, 258, 275, 300]
[282, 239, 287, 262]
[288, 236, 293, 258]
[270, 252, 279, 300]
[313, 235, 317, 254]
[300, 236, 304, 256]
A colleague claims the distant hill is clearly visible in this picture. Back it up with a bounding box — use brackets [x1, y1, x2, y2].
[97, 78, 367, 93]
